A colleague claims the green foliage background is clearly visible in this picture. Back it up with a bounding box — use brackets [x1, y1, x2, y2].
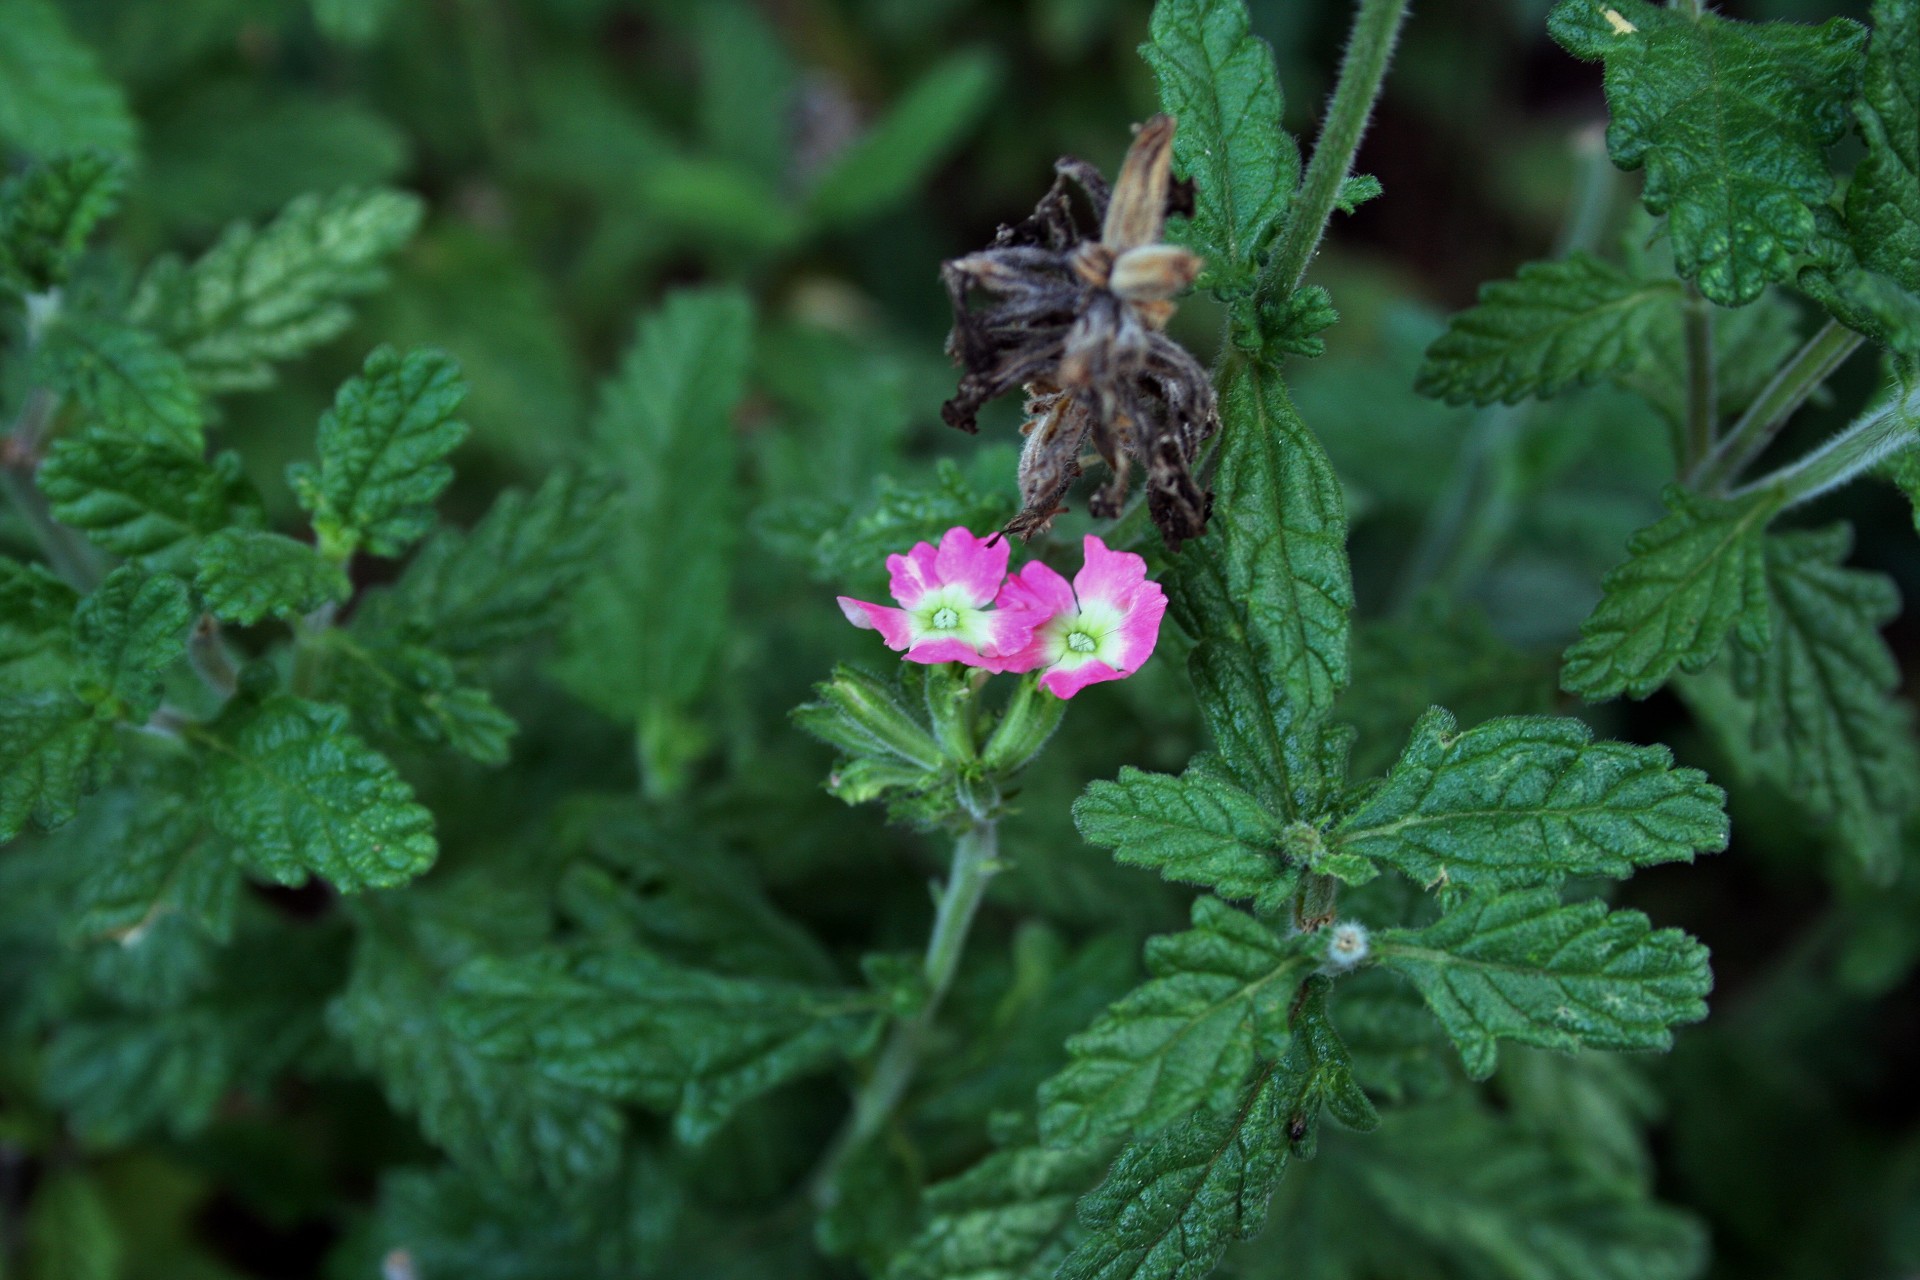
[2, 0, 1918, 1278]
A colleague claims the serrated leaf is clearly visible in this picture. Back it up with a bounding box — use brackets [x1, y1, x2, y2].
[1333, 708, 1727, 893]
[1174, 360, 1350, 815]
[1416, 254, 1680, 406]
[1803, 262, 1920, 356]
[1379, 888, 1712, 1078]
[556, 288, 751, 768]
[0, 557, 77, 684]
[448, 945, 875, 1145]
[30, 314, 206, 451]
[369, 468, 614, 659]
[289, 345, 469, 560]
[330, 900, 625, 1190]
[1074, 757, 1299, 913]
[1694, 526, 1919, 873]
[128, 188, 424, 393]
[1843, 0, 1919, 299]
[202, 696, 436, 892]
[1141, 0, 1297, 292]
[62, 788, 235, 947]
[805, 51, 998, 227]
[1562, 486, 1780, 700]
[42, 1008, 232, 1142]
[38, 432, 257, 572]
[0, 0, 136, 160]
[193, 529, 350, 625]
[316, 630, 516, 766]
[71, 566, 193, 721]
[1549, 0, 1868, 306]
[887, 1138, 1110, 1280]
[1038, 897, 1304, 1148]
[0, 151, 123, 291]
[0, 690, 111, 841]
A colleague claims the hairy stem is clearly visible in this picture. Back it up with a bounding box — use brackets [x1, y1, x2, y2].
[1682, 287, 1717, 471]
[1735, 382, 1920, 507]
[1692, 319, 1864, 492]
[811, 817, 1000, 1207]
[1267, 0, 1411, 295]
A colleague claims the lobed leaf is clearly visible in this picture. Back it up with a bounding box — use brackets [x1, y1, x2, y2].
[1561, 486, 1780, 700]
[316, 631, 516, 766]
[1549, 0, 1868, 306]
[0, 691, 111, 841]
[1333, 708, 1728, 893]
[30, 314, 206, 451]
[1842, 0, 1919, 300]
[71, 566, 193, 722]
[193, 529, 351, 625]
[1415, 254, 1679, 406]
[289, 345, 470, 560]
[38, 433, 258, 573]
[887, 1137, 1110, 1280]
[202, 696, 437, 892]
[1378, 888, 1713, 1078]
[0, 0, 135, 160]
[0, 151, 124, 291]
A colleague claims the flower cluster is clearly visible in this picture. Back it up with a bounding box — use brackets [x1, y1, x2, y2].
[837, 526, 1166, 699]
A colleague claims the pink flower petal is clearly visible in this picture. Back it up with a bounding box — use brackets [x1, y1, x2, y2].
[906, 636, 994, 666]
[887, 541, 943, 609]
[837, 597, 916, 651]
[933, 526, 1012, 607]
[1103, 578, 1168, 672]
[1071, 535, 1150, 613]
[1039, 659, 1123, 699]
[997, 559, 1075, 621]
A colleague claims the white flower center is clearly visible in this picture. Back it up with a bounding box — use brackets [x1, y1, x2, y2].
[1067, 631, 1097, 653]
[932, 607, 960, 630]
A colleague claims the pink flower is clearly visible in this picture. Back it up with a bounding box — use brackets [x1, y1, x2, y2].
[996, 535, 1167, 698]
[838, 526, 1036, 669]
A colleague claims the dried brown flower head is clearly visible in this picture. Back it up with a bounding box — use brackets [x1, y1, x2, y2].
[939, 114, 1219, 548]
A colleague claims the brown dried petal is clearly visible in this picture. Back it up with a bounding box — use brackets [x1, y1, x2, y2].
[1109, 244, 1204, 303]
[1101, 114, 1177, 253]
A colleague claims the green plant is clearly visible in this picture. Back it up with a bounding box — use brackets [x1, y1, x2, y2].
[2, 1, 1918, 1278]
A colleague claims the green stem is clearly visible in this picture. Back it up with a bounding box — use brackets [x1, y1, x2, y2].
[1734, 383, 1920, 507]
[1692, 319, 1864, 492]
[1266, 0, 1412, 295]
[1681, 288, 1717, 471]
[811, 818, 1000, 1208]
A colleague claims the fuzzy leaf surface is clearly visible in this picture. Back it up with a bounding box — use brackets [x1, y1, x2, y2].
[0, 691, 110, 841]
[38, 434, 256, 573]
[289, 345, 469, 559]
[1333, 708, 1728, 892]
[1378, 889, 1712, 1078]
[1416, 254, 1679, 405]
[202, 697, 436, 892]
[1562, 487, 1779, 700]
[0, 151, 124, 291]
[1038, 897, 1304, 1148]
[1074, 757, 1297, 913]
[448, 946, 875, 1145]
[1549, 0, 1868, 305]
[129, 188, 424, 392]
[1141, 0, 1297, 290]
[31, 314, 205, 450]
[886, 1139, 1111, 1280]
[71, 567, 193, 721]
[316, 632, 516, 766]
[1843, 0, 1920, 298]
[194, 529, 351, 625]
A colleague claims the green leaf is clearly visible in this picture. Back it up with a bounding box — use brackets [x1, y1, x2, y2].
[556, 288, 751, 781]
[1141, 0, 1298, 292]
[202, 696, 437, 892]
[1037, 897, 1304, 1148]
[1074, 757, 1300, 914]
[1175, 360, 1350, 814]
[694, 0, 798, 181]
[370, 468, 613, 659]
[193, 529, 351, 625]
[0, 558, 77, 688]
[0, 151, 124, 292]
[38, 432, 257, 572]
[42, 1008, 232, 1142]
[805, 51, 998, 227]
[1415, 254, 1680, 406]
[1332, 708, 1728, 893]
[23, 1172, 121, 1280]
[448, 946, 876, 1145]
[1802, 263, 1920, 356]
[1689, 526, 1919, 873]
[1548, 0, 1868, 306]
[62, 788, 235, 947]
[1057, 977, 1373, 1280]
[1378, 888, 1712, 1078]
[128, 188, 424, 393]
[315, 631, 516, 766]
[1842, 0, 1919, 299]
[31, 314, 206, 451]
[887, 1138, 1111, 1280]
[0, 0, 136, 160]
[1561, 486, 1780, 700]
[0, 691, 110, 841]
[312, 0, 398, 43]
[71, 566, 193, 721]
[330, 898, 625, 1190]
[289, 345, 470, 560]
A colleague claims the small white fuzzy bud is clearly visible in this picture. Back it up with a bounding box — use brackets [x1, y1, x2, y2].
[1325, 921, 1371, 970]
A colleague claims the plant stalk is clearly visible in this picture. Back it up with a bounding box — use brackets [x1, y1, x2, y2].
[1267, 0, 1412, 296]
[1692, 319, 1864, 492]
[810, 817, 1000, 1207]
[1681, 287, 1717, 471]
[1734, 382, 1920, 507]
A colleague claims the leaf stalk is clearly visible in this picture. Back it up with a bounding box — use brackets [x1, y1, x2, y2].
[1692, 318, 1865, 492]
